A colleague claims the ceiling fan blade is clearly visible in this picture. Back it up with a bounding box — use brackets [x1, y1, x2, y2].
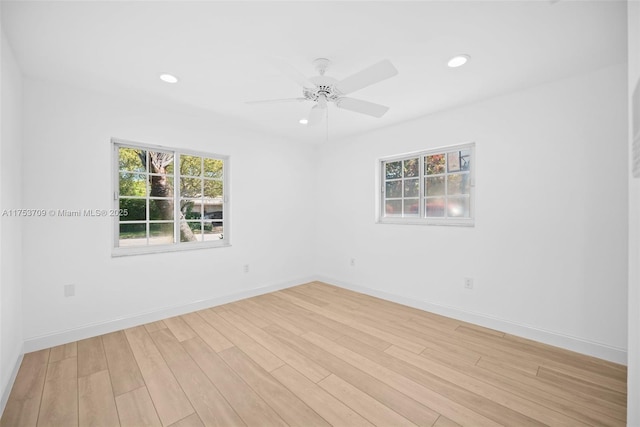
[245, 97, 307, 105]
[307, 104, 325, 126]
[336, 97, 390, 118]
[335, 59, 398, 95]
[268, 57, 315, 89]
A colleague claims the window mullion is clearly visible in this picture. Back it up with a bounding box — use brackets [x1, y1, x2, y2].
[174, 152, 180, 244]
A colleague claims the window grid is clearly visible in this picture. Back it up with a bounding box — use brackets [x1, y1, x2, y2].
[380, 143, 474, 225]
[114, 139, 228, 255]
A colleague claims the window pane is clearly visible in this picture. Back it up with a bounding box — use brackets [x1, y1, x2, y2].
[203, 221, 223, 241]
[447, 197, 470, 217]
[148, 151, 174, 175]
[148, 175, 173, 198]
[385, 200, 402, 216]
[180, 178, 202, 198]
[403, 158, 419, 178]
[403, 199, 419, 216]
[426, 198, 445, 217]
[204, 210, 223, 227]
[447, 173, 470, 195]
[425, 154, 445, 175]
[150, 199, 174, 220]
[149, 223, 174, 245]
[425, 176, 445, 196]
[403, 179, 419, 197]
[180, 155, 202, 176]
[182, 221, 203, 242]
[204, 158, 223, 179]
[204, 180, 223, 198]
[385, 161, 402, 179]
[119, 173, 146, 197]
[119, 148, 146, 172]
[182, 199, 201, 219]
[385, 181, 402, 198]
[119, 223, 146, 247]
[446, 149, 471, 172]
[119, 199, 146, 221]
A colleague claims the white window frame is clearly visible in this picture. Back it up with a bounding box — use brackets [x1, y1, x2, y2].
[112, 138, 230, 256]
[377, 142, 475, 226]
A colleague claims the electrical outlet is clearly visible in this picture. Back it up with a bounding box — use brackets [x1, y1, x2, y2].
[350, 258, 356, 267]
[464, 277, 474, 290]
[64, 284, 75, 297]
[243, 264, 249, 273]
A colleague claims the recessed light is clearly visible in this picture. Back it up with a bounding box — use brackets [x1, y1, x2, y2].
[447, 55, 470, 68]
[160, 73, 179, 83]
[299, 118, 308, 125]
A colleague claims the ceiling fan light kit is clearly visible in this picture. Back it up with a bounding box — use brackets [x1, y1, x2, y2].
[248, 57, 399, 127]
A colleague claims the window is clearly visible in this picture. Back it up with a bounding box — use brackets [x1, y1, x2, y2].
[379, 143, 474, 226]
[113, 139, 229, 255]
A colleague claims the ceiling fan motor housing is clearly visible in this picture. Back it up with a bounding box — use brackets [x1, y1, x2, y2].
[304, 75, 341, 103]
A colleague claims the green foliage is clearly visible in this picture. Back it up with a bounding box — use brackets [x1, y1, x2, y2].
[426, 154, 445, 175]
[385, 161, 401, 179]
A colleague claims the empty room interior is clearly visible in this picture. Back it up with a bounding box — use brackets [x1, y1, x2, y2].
[1, 1, 639, 426]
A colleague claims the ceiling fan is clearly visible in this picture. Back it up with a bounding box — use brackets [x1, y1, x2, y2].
[247, 58, 398, 126]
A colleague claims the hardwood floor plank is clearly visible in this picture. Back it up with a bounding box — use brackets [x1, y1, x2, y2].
[163, 316, 197, 342]
[0, 349, 50, 427]
[125, 326, 194, 426]
[180, 312, 233, 352]
[37, 357, 78, 427]
[260, 295, 345, 341]
[220, 308, 331, 383]
[144, 320, 168, 333]
[227, 300, 271, 328]
[239, 298, 307, 335]
[318, 373, 417, 427]
[218, 346, 331, 427]
[168, 413, 205, 427]
[77, 336, 108, 378]
[376, 343, 588, 426]
[274, 291, 424, 353]
[102, 330, 145, 396]
[473, 357, 625, 425]
[198, 308, 284, 372]
[301, 331, 505, 427]
[182, 336, 287, 426]
[149, 328, 245, 426]
[48, 342, 77, 363]
[4, 281, 627, 426]
[270, 292, 392, 351]
[78, 370, 120, 427]
[272, 364, 374, 427]
[263, 324, 440, 426]
[537, 366, 627, 406]
[115, 386, 162, 427]
[433, 415, 462, 427]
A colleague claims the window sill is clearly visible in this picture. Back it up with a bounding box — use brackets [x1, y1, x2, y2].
[112, 241, 231, 257]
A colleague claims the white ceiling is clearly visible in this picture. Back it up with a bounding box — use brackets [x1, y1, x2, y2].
[1, 1, 628, 144]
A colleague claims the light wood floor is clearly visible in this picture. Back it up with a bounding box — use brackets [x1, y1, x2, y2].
[1, 281, 627, 426]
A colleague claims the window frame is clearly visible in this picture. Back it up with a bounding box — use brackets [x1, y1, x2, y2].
[377, 142, 475, 226]
[112, 138, 230, 256]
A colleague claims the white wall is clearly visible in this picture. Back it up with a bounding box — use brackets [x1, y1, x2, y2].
[315, 63, 628, 363]
[627, 0, 640, 423]
[20, 78, 316, 349]
[0, 31, 24, 410]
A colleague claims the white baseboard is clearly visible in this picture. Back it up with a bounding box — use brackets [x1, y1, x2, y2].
[1, 351, 24, 418]
[23, 276, 314, 353]
[315, 275, 627, 365]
